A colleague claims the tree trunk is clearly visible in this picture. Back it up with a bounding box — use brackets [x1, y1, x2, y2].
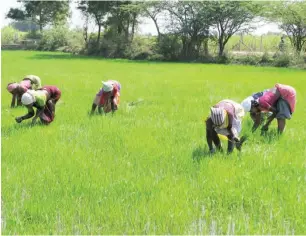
[218, 35, 225, 57]
[39, 5, 43, 32]
[131, 12, 137, 42]
[203, 39, 209, 56]
[151, 16, 161, 41]
[218, 41, 224, 57]
[97, 24, 101, 45]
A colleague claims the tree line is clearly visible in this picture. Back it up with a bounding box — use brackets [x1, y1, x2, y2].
[5, 1, 306, 60]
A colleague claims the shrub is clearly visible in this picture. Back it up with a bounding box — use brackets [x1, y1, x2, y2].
[99, 30, 128, 58]
[1, 26, 25, 45]
[124, 36, 155, 60]
[273, 53, 291, 67]
[237, 55, 260, 65]
[260, 52, 273, 64]
[38, 26, 84, 54]
[155, 34, 182, 61]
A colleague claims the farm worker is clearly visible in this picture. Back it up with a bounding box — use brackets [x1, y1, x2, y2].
[206, 99, 246, 154]
[91, 80, 121, 114]
[6, 75, 42, 108]
[15, 85, 61, 125]
[241, 83, 296, 134]
[240, 89, 273, 131]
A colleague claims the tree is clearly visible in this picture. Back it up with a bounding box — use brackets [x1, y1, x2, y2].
[209, 1, 260, 56]
[10, 20, 39, 32]
[118, 2, 143, 42]
[78, 1, 112, 45]
[265, 1, 306, 54]
[6, 1, 70, 32]
[165, 1, 213, 59]
[141, 1, 165, 40]
[104, 1, 141, 43]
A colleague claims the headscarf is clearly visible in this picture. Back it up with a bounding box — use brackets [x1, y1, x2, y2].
[241, 96, 254, 112]
[210, 107, 227, 127]
[21, 91, 36, 105]
[102, 81, 114, 92]
[7, 83, 19, 93]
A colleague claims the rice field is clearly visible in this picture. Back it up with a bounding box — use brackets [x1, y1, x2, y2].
[1, 51, 306, 234]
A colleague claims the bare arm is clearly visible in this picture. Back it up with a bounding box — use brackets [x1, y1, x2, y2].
[111, 97, 118, 113]
[15, 105, 35, 123]
[226, 114, 239, 141]
[206, 118, 214, 152]
[262, 112, 277, 131]
[251, 112, 262, 132]
[11, 94, 16, 108]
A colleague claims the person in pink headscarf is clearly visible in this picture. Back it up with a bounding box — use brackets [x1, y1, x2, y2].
[6, 75, 42, 108]
[241, 83, 296, 134]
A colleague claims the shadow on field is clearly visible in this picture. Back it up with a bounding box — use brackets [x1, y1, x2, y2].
[27, 53, 196, 65]
[28, 53, 165, 64]
[192, 146, 211, 162]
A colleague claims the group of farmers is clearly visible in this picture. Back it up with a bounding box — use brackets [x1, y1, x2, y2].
[7, 75, 61, 125]
[6, 75, 120, 125]
[7, 76, 296, 154]
[207, 83, 296, 154]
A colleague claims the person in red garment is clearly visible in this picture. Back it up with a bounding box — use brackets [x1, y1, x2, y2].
[91, 80, 121, 114]
[241, 83, 296, 134]
[15, 85, 61, 125]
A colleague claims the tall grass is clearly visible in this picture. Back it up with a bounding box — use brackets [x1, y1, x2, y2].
[1, 51, 306, 234]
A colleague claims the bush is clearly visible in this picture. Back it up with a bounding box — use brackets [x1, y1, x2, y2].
[273, 53, 291, 67]
[99, 30, 128, 58]
[1, 26, 25, 45]
[38, 26, 84, 54]
[237, 55, 261, 65]
[124, 36, 155, 60]
[38, 26, 69, 51]
[289, 54, 306, 69]
[216, 54, 230, 64]
[260, 52, 273, 64]
[155, 34, 182, 61]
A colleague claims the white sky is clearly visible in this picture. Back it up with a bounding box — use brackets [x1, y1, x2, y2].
[0, 0, 283, 36]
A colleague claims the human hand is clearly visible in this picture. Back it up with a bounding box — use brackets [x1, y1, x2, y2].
[261, 125, 269, 132]
[233, 137, 240, 143]
[235, 136, 247, 151]
[15, 117, 23, 123]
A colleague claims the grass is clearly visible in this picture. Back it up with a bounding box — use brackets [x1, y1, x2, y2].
[1, 50, 306, 234]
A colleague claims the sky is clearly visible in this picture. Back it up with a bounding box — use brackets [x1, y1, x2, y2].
[0, 0, 284, 36]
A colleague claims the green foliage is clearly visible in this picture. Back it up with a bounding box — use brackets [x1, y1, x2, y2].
[156, 34, 182, 61]
[10, 20, 40, 32]
[232, 55, 261, 65]
[6, 1, 70, 31]
[273, 53, 291, 67]
[164, 1, 211, 60]
[260, 52, 273, 64]
[38, 26, 84, 54]
[1, 26, 25, 45]
[99, 30, 128, 58]
[124, 36, 155, 60]
[264, 1, 306, 53]
[2, 51, 306, 234]
[209, 1, 260, 56]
